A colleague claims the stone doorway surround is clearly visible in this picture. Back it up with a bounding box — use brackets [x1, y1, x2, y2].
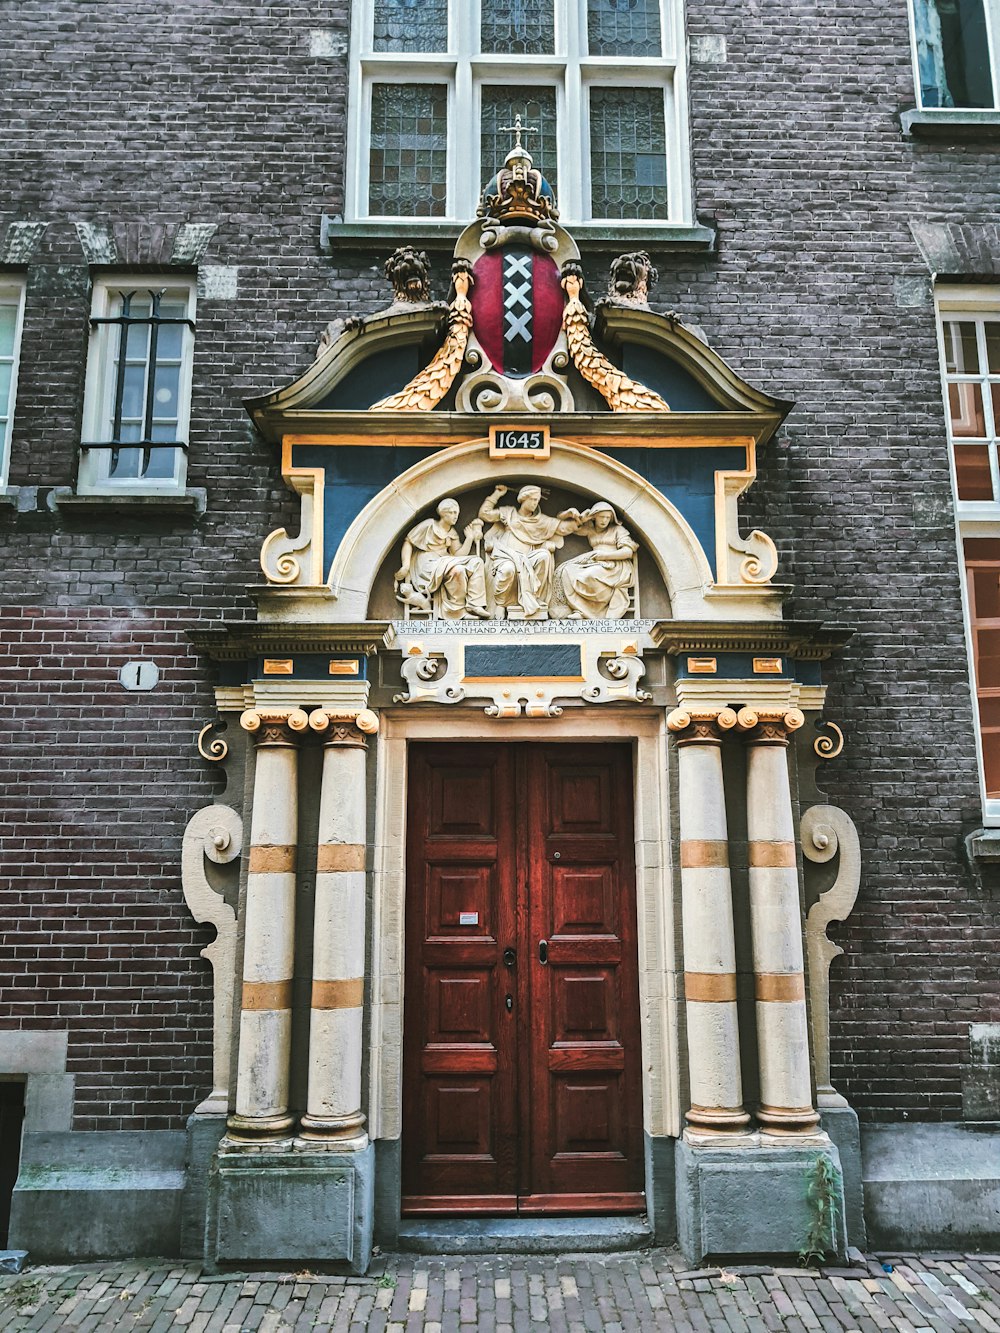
[368, 709, 678, 1244]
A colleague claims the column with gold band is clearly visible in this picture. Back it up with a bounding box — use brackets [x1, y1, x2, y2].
[737, 707, 820, 1135]
[667, 708, 751, 1135]
[226, 707, 309, 1144]
[297, 708, 379, 1147]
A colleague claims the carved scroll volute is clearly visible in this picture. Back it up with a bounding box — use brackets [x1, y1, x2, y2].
[260, 483, 320, 587]
[181, 804, 243, 1116]
[802, 804, 861, 1109]
[715, 468, 778, 586]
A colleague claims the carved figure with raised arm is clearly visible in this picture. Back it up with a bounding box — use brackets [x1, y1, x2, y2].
[395, 497, 489, 619]
[478, 484, 584, 619]
[552, 501, 638, 620]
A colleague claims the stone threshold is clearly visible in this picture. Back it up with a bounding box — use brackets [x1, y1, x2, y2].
[397, 1214, 653, 1255]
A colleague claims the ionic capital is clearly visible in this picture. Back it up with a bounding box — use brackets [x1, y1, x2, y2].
[667, 706, 738, 746]
[309, 707, 379, 748]
[240, 707, 310, 747]
[735, 707, 805, 746]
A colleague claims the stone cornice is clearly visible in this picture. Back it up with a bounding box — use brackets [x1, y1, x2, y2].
[189, 622, 392, 660]
[650, 620, 853, 661]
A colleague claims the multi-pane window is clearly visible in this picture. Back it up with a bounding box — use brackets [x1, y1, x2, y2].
[351, 0, 690, 226]
[937, 289, 1000, 820]
[0, 282, 26, 488]
[78, 277, 195, 494]
[910, 0, 1000, 109]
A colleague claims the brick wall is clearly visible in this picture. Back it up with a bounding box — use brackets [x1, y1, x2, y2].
[1, 0, 998, 1126]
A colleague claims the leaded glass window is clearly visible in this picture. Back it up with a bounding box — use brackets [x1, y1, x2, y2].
[587, 0, 662, 57]
[912, 0, 998, 109]
[373, 0, 448, 53]
[589, 87, 668, 220]
[0, 283, 25, 486]
[481, 88, 558, 194]
[78, 277, 195, 493]
[480, 0, 555, 55]
[369, 83, 449, 217]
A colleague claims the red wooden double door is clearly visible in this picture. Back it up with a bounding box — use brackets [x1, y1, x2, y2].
[402, 742, 644, 1215]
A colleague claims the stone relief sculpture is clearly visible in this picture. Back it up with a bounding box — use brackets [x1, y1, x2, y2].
[478, 484, 585, 620]
[394, 498, 489, 619]
[551, 502, 639, 620]
[395, 487, 640, 621]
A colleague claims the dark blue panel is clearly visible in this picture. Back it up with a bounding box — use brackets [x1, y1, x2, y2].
[315, 346, 422, 410]
[464, 644, 583, 679]
[620, 343, 721, 412]
[291, 445, 437, 579]
[674, 653, 824, 685]
[599, 446, 746, 561]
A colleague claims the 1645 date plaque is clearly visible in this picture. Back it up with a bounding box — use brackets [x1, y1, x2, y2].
[489, 425, 550, 459]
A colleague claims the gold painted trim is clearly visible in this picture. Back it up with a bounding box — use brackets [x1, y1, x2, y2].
[311, 978, 364, 1010]
[248, 844, 297, 873]
[754, 973, 806, 1003]
[283, 431, 757, 453]
[753, 657, 782, 675]
[685, 972, 738, 1003]
[687, 656, 717, 675]
[680, 839, 730, 868]
[263, 659, 294, 675]
[241, 979, 293, 1011]
[329, 659, 361, 676]
[748, 841, 797, 868]
[316, 843, 366, 873]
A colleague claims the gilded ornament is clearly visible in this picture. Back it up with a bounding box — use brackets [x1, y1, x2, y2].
[814, 720, 845, 760]
[197, 722, 229, 763]
[372, 264, 474, 412]
[560, 268, 670, 413]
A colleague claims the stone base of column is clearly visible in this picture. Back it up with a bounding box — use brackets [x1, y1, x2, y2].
[222, 1111, 296, 1149]
[685, 1104, 753, 1133]
[206, 1143, 375, 1274]
[295, 1111, 369, 1152]
[757, 1103, 823, 1134]
[675, 1138, 848, 1264]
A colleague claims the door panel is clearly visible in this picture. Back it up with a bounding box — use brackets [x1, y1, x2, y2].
[402, 741, 643, 1215]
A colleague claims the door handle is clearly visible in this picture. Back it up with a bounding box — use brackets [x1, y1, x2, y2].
[503, 947, 516, 968]
[505, 994, 513, 1011]
[538, 939, 548, 965]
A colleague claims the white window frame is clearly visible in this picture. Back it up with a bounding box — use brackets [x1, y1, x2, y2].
[78, 274, 196, 496]
[936, 283, 1000, 823]
[0, 279, 27, 490]
[907, 0, 1000, 111]
[346, 0, 693, 227]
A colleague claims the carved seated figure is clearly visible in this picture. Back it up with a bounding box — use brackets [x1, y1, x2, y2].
[552, 502, 638, 620]
[394, 498, 489, 619]
[478, 484, 584, 620]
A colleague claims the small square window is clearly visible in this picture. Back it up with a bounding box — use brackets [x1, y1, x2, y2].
[78, 277, 196, 495]
[0, 280, 26, 489]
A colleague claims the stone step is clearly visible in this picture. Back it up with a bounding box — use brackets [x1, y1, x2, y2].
[396, 1215, 653, 1255]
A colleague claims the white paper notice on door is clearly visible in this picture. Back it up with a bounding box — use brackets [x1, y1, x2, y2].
[459, 912, 479, 926]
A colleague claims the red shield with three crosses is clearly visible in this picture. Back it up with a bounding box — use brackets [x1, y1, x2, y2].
[470, 246, 563, 378]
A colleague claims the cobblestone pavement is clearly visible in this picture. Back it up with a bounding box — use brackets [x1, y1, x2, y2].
[3, 1249, 1000, 1332]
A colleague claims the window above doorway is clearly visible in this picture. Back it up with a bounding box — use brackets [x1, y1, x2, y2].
[77, 276, 196, 496]
[335, 0, 712, 251]
[903, 0, 1000, 138]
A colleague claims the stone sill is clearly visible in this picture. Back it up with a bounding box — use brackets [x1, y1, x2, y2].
[901, 108, 1000, 140]
[966, 827, 1000, 862]
[51, 487, 206, 516]
[321, 214, 718, 254]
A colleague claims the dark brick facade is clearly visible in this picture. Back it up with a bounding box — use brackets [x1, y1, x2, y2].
[1, 0, 998, 1130]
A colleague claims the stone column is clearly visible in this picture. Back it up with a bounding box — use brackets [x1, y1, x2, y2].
[737, 707, 821, 1135]
[225, 707, 309, 1145]
[667, 708, 751, 1136]
[297, 708, 379, 1148]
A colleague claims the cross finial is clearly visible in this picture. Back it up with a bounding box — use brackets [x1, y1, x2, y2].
[499, 112, 538, 153]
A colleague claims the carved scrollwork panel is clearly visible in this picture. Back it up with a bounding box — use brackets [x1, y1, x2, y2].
[181, 804, 242, 1116]
[802, 804, 862, 1109]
